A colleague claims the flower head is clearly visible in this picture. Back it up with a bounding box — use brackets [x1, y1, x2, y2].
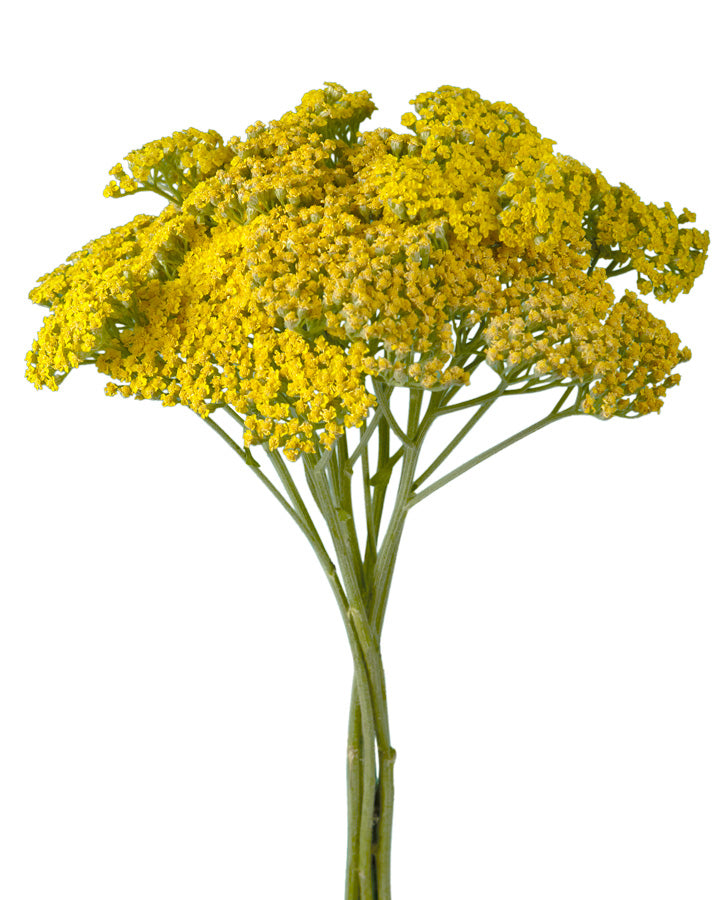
[26, 83, 710, 457]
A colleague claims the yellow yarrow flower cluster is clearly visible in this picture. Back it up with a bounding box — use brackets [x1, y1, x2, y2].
[26, 83, 710, 458]
[103, 127, 234, 204]
[592, 187, 707, 301]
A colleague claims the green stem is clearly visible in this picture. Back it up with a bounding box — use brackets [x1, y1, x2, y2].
[205, 379, 579, 900]
[304, 456, 393, 899]
[346, 679, 364, 900]
[371, 389, 424, 634]
[605, 263, 635, 278]
[412, 381, 509, 490]
[406, 407, 576, 510]
[371, 378, 412, 446]
[371, 414, 392, 543]
[338, 432, 366, 589]
[362, 423, 378, 582]
[549, 384, 575, 417]
[200, 415, 306, 533]
[358, 390, 428, 900]
[305, 458, 391, 746]
[346, 406, 382, 474]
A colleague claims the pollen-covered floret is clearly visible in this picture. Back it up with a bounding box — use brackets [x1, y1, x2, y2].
[27, 82, 710, 458]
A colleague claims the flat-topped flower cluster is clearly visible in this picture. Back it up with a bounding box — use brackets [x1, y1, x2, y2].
[26, 83, 709, 458]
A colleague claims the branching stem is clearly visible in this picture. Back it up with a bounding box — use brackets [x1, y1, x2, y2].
[205, 377, 580, 900]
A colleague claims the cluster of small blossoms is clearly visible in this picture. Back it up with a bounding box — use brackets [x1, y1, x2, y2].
[26, 82, 710, 459]
[393, 86, 707, 414]
[26, 214, 160, 389]
[103, 128, 234, 204]
[578, 291, 692, 417]
[26, 205, 207, 391]
[591, 186, 708, 301]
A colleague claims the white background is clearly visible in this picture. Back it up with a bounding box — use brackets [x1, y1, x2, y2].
[2, 2, 718, 898]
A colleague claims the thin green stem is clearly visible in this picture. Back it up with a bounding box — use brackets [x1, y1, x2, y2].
[266, 448, 331, 563]
[200, 415, 305, 532]
[371, 378, 412, 447]
[451, 326, 487, 372]
[313, 442, 337, 476]
[305, 459, 390, 899]
[114, 183, 179, 205]
[406, 407, 576, 510]
[305, 462, 385, 727]
[346, 680, 364, 900]
[415, 389, 445, 441]
[346, 406, 381, 474]
[438, 356, 492, 408]
[207, 424, 380, 900]
[359, 391, 428, 900]
[369, 447, 404, 491]
[338, 433, 367, 594]
[371, 415, 392, 542]
[605, 263, 635, 278]
[504, 381, 569, 396]
[549, 384, 575, 417]
[412, 381, 509, 491]
[309, 449, 402, 894]
[207, 374, 582, 900]
[372, 388, 424, 634]
[208, 405, 399, 900]
[361, 424, 378, 583]
[328, 444, 343, 507]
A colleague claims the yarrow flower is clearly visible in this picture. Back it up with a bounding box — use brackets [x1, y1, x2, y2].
[27, 82, 708, 459]
[24, 82, 710, 900]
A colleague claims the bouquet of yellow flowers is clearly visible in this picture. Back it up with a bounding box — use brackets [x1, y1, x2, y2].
[25, 82, 709, 900]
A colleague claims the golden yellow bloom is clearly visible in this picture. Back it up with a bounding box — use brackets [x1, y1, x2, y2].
[26, 82, 710, 458]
